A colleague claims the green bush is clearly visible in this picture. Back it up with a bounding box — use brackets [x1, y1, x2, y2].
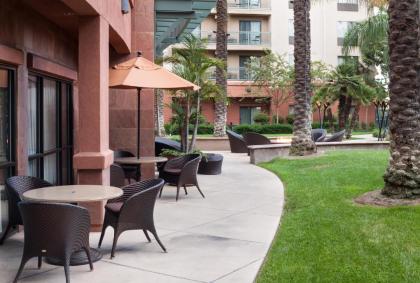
[197, 123, 214, 135]
[253, 112, 269, 124]
[233, 123, 292, 135]
[372, 128, 388, 139]
[164, 123, 214, 135]
[286, 114, 295, 125]
[272, 116, 286, 124]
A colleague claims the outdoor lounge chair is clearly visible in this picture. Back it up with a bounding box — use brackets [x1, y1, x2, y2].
[159, 154, 204, 201]
[226, 130, 248, 153]
[155, 137, 182, 156]
[311, 129, 327, 142]
[324, 130, 346, 142]
[14, 202, 93, 283]
[243, 132, 272, 146]
[0, 176, 52, 245]
[114, 150, 140, 183]
[98, 179, 166, 258]
[110, 164, 126, 188]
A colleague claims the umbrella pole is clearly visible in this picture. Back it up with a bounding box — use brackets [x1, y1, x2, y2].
[137, 88, 141, 158]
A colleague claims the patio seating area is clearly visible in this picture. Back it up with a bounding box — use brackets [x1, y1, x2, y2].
[0, 152, 284, 283]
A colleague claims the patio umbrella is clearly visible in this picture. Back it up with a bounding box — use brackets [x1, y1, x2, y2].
[109, 52, 199, 157]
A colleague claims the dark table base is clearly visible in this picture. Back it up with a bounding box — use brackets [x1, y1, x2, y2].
[46, 248, 102, 266]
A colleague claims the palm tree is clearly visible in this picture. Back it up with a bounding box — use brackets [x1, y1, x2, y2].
[382, 0, 420, 198]
[213, 0, 228, 137]
[289, 0, 316, 156]
[165, 34, 223, 152]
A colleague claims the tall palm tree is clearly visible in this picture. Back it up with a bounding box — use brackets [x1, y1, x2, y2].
[213, 0, 228, 137]
[289, 0, 316, 156]
[382, 0, 420, 198]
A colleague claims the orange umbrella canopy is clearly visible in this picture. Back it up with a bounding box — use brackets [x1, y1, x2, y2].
[109, 54, 199, 91]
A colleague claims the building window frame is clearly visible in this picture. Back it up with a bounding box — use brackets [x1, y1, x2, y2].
[27, 73, 73, 185]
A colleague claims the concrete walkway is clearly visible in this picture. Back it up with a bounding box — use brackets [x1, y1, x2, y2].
[0, 152, 284, 283]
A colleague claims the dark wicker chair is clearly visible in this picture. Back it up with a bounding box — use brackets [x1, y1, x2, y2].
[226, 130, 248, 153]
[98, 179, 166, 258]
[14, 202, 93, 283]
[114, 150, 140, 183]
[110, 164, 126, 188]
[311, 129, 327, 142]
[0, 176, 52, 245]
[243, 132, 272, 146]
[324, 130, 346, 142]
[159, 154, 204, 201]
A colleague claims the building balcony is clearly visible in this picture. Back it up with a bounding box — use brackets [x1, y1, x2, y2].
[196, 31, 271, 51]
[207, 67, 254, 81]
[210, 0, 271, 16]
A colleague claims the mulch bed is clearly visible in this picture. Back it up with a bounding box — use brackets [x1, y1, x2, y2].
[355, 190, 420, 207]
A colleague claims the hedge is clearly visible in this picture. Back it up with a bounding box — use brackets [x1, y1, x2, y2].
[164, 123, 214, 135]
[233, 123, 293, 135]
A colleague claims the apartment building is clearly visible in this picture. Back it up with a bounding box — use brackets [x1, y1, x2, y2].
[164, 0, 376, 126]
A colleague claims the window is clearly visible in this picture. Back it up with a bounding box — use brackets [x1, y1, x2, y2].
[239, 21, 261, 45]
[27, 75, 73, 185]
[338, 56, 359, 65]
[337, 0, 359, 11]
[337, 21, 355, 45]
[239, 56, 252, 80]
[288, 54, 294, 65]
[288, 19, 294, 45]
[240, 107, 261, 124]
[0, 66, 15, 239]
[239, 0, 261, 8]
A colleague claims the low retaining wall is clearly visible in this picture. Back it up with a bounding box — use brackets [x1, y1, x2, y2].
[195, 137, 288, 151]
[249, 141, 390, 164]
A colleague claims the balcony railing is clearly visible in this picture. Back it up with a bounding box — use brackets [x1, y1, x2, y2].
[207, 67, 254, 81]
[227, 0, 271, 10]
[196, 31, 271, 46]
[337, 0, 359, 11]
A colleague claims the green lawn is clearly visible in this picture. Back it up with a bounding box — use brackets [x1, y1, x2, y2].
[257, 150, 420, 283]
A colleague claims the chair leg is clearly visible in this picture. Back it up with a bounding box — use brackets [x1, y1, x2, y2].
[98, 223, 107, 248]
[183, 185, 188, 195]
[176, 185, 180, 201]
[0, 224, 12, 245]
[196, 184, 205, 199]
[13, 255, 30, 283]
[63, 257, 71, 283]
[110, 229, 121, 259]
[150, 227, 166, 253]
[82, 247, 94, 271]
[143, 229, 151, 242]
[38, 256, 42, 269]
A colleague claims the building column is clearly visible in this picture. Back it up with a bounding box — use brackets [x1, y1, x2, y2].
[73, 16, 113, 230]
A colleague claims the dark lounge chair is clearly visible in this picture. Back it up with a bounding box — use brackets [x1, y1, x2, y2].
[14, 202, 93, 283]
[159, 154, 204, 201]
[114, 150, 140, 183]
[98, 179, 166, 258]
[155, 137, 182, 156]
[226, 130, 248, 153]
[110, 164, 126, 188]
[0, 176, 52, 245]
[324, 130, 346, 142]
[311, 129, 327, 142]
[243, 132, 272, 146]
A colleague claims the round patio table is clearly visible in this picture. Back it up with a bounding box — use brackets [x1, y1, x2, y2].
[22, 185, 123, 266]
[114, 156, 168, 165]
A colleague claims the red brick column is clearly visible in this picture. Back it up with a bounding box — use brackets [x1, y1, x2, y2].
[74, 15, 113, 230]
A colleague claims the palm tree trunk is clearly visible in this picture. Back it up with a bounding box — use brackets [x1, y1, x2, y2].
[290, 0, 316, 156]
[382, 0, 420, 198]
[338, 94, 347, 130]
[346, 102, 360, 139]
[214, 0, 228, 137]
[154, 89, 165, 136]
[190, 94, 200, 150]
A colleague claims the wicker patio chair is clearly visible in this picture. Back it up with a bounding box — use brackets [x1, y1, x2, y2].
[114, 150, 140, 183]
[0, 176, 52, 245]
[158, 154, 204, 201]
[324, 130, 346, 142]
[110, 164, 126, 188]
[226, 130, 248, 153]
[98, 179, 166, 258]
[14, 202, 93, 283]
[311, 129, 327, 142]
[243, 132, 272, 146]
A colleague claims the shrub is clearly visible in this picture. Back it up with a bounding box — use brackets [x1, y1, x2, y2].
[253, 112, 270, 124]
[286, 114, 295, 125]
[164, 123, 213, 135]
[372, 128, 388, 139]
[197, 123, 214, 135]
[233, 124, 292, 135]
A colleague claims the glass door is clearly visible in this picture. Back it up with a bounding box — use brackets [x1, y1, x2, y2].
[239, 21, 261, 45]
[0, 67, 15, 238]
